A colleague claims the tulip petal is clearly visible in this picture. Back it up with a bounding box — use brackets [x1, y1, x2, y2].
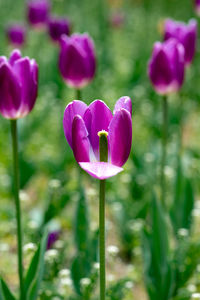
[81, 34, 96, 80]
[114, 96, 132, 115]
[109, 108, 132, 167]
[149, 47, 173, 93]
[63, 100, 88, 148]
[30, 59, 39, 111]
[83, 100, 113, 159]
[13, 57, 38, 117]
[183, 20, 197, 65]
[0, 56, 7, 66]
[0, 63, 21, 119]
[79, 162, 123, 179]
[9, 49, 21, 66]
[72, 115, 91, 163]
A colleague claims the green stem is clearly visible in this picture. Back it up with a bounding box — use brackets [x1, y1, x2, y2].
[161, 95, 168, 209]
[76, 89, 81, 100]
[178, 93, 183, 156]
[99, 179, 106, 300]
[10, 120, 24, 300]
[98, 131, 108, 300]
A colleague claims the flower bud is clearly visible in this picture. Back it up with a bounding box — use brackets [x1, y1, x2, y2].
[59, 33, 96, 89]
[6, 24, 26, 47]
[46, 231, 60, 250]
[0, 50, 38, 119]
[27, 0, 50, 28]
[48, 16, 71, 42]
[148, 38, 185, 95]
[164, 18, 197, 65]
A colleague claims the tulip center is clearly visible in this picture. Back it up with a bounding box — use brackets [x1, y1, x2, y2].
[98, 130, 108, 162]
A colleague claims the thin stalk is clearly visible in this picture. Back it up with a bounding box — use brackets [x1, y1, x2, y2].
[76, 89, 81, 100]
[99, 179, 106, 300]
[178, 93, 183, 156]
[10, 120, 24, 300]
[161, 95, 168, 209]
[98, 131, 108, 300]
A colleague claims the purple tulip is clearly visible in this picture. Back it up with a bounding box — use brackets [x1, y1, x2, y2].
[59, 33, 96, 89]
[48, 16, 71, 42]
[148, 38, 185, 95]
[6, 25, 26, 47]
[164, 18, 197, 65]
[195, 0, 200, 16]
[63, 97, 132, 179]
[27, 0, 50, 27]
[47, 231, 60, 250]
[0, 50, 38, 119]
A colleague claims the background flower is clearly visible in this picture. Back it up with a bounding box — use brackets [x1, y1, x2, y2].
[48, 16, 71, 42]
[148, 38, 185, 94]
[195, 0, 200, 16]
[27, 0, 50, 27]
[59, 33, 96, 89]
[164, 18, 197, 65]
[0, 50, 38, 119]
[6, 24, 26, 47]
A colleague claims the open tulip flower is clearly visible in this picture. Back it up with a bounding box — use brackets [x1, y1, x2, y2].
[164, 19, 197, 65]
[0, 49, 38, 119]
[63, 97, 132, 179]
[148, 38, 185, 95]
[59, 33, 96, 89]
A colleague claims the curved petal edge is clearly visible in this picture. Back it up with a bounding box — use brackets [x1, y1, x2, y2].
[79, 162, 123, 179]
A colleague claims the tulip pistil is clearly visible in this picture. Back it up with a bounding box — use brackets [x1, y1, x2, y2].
[98, 130, 108, 162]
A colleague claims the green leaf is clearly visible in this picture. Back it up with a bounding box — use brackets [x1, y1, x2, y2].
[42, 189, 70, 228]
[71, 254, 90, 295]
[142, 195, 175, 300]
[89, 229, 99, 263]
[74, 187, 89, 253]
[151, 195, 169, 269]
[0, 278, 16, 300]
[170, 159, 194, 234]
[26, 229, 48, 300]
[24, 244, 41, 293]
[170, 157, 183, 233]
[106, 278, 131, 300]
[181, 178, 194, 230]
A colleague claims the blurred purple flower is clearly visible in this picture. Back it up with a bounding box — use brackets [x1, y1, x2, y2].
[63, 97, 132, 179]
[47, 231, 60, 250]
[164, 18, 197, 65]
[48, 16, 71, 42]
[0, 49, 38, 119]
[148, 38, 185, 95]
[27, 0, 50, 27]
[195, 0, 200, 16]
[6, 24, 26, 47]
[110, 12, 125, 28]
[59, 33, 96, 89]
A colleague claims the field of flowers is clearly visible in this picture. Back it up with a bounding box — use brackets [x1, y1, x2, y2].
[1, 0, 200, 299]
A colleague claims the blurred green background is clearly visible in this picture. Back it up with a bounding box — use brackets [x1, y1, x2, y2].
[1, 0, 200, 299]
